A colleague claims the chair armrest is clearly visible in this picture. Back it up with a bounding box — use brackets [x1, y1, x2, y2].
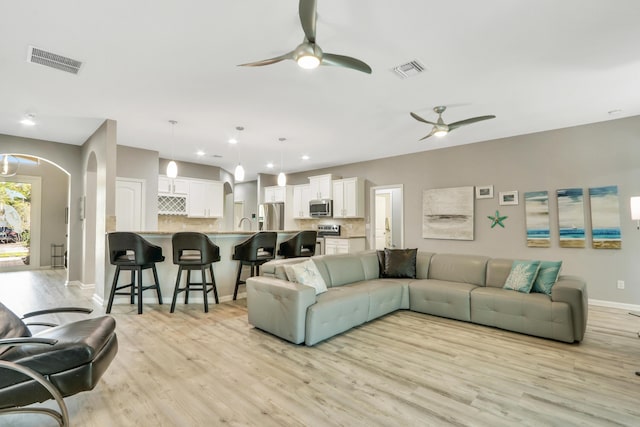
[0, 337, 58, 346]
[246, 276, 316, 344]
[552, 275, 588, 342]
[22, 307, 93, 319]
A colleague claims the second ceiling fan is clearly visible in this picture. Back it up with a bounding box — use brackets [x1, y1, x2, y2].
[410, 106, 496, 140]
[238, 0, 372, 74]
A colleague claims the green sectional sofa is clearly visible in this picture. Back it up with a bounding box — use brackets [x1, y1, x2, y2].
[245, 251, 587, 346]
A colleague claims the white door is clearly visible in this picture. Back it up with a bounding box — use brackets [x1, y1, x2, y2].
[375, 193, 390, 249]
[116, 178, 144, 231]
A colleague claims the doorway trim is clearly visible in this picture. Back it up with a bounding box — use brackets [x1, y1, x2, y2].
[369, 184, 404, 250]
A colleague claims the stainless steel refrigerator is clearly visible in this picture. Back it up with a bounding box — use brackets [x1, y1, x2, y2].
[259, 202, 285, 230]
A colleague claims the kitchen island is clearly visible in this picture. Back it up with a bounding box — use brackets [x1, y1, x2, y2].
[105, 231, 298, 309]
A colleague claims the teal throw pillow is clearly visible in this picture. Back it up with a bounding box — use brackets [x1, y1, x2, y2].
[503, 260, 541, 293]
[531, 261, 562, 295]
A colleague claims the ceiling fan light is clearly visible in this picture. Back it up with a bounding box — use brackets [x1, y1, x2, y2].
[277, 172, 287, 187]
[234, 163, 245, 182]
[166, 160, 178, 178]
[433, 129, 448, 137]
[297, 55, 320, 69]
[20, 114, 36, 126]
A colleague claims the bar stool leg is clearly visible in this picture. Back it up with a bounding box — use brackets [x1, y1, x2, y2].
[106, 266, 121, 314]
[170, 266, 184, 313]
[233, 262, 244, 300]
[210, 265, 219, 304]
[184, 270, 191, 305]
[136, 266, 144, 315]
[201, 265, 209, 313]
[130, 270, 136, 305]
[152, 265, 163, 305]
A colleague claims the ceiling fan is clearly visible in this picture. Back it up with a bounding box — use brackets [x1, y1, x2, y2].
[410, 106, 496, 140]
[238, 0, 372, 74]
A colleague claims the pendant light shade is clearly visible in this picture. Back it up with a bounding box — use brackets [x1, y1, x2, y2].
[166, 160, 178, 178]
[277, 172, 286, 187]
[166, 120, 179, 178]
[234, 163, 245, 182]
[0, 155, 19, 177]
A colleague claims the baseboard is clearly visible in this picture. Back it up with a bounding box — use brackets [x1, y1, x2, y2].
[93, 294, 105, 307]
[589, 299, 640, 312]
[65, 280, 95, 290]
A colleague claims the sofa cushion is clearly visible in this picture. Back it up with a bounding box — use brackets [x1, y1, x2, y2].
[289, 260, 328, 295]
[470, 287, 574, 343]
[409, 279, 477, 322]
[503, 260, 540, 293]
[532, 261, 563, 295]
[428, 254, 489, 286]
[378, 248, 417, 278]
[313, 253, 378, 288]
[362, 280, 410, 320]
[485, 258, 515, 288]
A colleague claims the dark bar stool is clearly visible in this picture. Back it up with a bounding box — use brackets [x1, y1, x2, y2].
[232, 231, 277, 300]
[170, 232, 221, 313]
[278, 230, 318, 258]
[107, 232, 164, 314]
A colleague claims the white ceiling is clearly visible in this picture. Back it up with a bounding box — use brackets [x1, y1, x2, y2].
[2, 1, 640, 180]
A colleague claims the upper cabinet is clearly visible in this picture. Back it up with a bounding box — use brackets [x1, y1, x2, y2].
[158, 176, 189, 195]
[264, 185, 287, 203]
[308, 174, 337, 200]
[332, 177, 365, 218]
[292, 184, 311, 219]
[187, 179, 224, 218]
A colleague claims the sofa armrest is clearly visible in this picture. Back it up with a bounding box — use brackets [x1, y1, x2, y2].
[551, 275, 588, 342]
[246, 276, 316, 344]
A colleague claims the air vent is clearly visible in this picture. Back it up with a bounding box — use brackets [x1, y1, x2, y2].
[391, 60, 426, 79]
[27, 46, 82, 74]
[211, 154, 223, 158]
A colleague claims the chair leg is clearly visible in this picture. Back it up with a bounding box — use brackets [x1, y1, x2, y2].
[233, 262, 244, 300]
[152, 265, 163, 305]
[137, 267, 144, 315]
[184, 270, 191, 305]
[201, 266, 209, 313]
[130, 270, 136, 305]
[170, 266, 184, 313]
[210, 265, 219, 304]
[106, 266, 121, 314]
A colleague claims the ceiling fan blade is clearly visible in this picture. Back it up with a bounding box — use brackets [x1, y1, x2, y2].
[322, 53, 372, 74]
[448, 115, 496, 130]
[238, 51, 295, 67]
[410, 112, 437, 125]
[419, 128, 437, 141]
[299, 0, 318, 43]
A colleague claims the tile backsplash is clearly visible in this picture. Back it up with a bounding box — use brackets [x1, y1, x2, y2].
[158, 215, 220, 232]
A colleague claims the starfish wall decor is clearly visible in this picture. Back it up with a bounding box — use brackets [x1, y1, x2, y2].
[488, 210, 508, 228]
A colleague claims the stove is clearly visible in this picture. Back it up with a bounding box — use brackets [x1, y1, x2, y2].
[317, 224, 341, 237]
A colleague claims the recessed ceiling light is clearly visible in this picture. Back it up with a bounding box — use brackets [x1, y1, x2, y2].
[301, 155, 310, 160]
[228, 138, 238, 144]
[266, 162, 274, 168]
[20, 113, 36, 126]
[196, 150, 205, 156]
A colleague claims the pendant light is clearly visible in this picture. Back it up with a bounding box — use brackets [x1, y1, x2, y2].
[233, 126, 245, 182]
[166, 120, 178, 178]
[0, 154, 19, 177]
[277, 137, 287, 187]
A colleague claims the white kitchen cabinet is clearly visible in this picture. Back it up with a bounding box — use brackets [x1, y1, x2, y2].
[187, 179, 224, 218]
[332, 177, 365, 218]
[292, 184, 311, 219]
[264, 185, 287, 203]
[324, 237, 366, 255]
[158, 176, 189, 195]
[308, 174, 337, 200]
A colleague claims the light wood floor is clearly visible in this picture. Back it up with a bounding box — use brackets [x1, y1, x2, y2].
[1, 270, 639, 426]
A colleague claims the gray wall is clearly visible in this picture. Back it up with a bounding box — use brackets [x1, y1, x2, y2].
[159, 158, 222, 181]
[288, 115, 640, 306]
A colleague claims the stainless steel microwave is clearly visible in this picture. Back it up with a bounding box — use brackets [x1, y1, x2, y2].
[309, 199, 332, 217]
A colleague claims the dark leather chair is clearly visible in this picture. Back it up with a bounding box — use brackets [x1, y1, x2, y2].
[171, 232, 221, 313]
[0, 302, 117, 426]
[232, 231, 277, 300]
[107, 232, 164, 315]
[278, 230, 318, 258]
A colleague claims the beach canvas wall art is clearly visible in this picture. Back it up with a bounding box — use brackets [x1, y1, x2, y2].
[556, 188, 586, 248]
[422, 186, 474, 240]
[524, 191, 550, 247]
[589, 185, 622, 249]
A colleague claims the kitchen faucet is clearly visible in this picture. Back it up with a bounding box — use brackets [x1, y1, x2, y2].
[238, 217, 252, 231]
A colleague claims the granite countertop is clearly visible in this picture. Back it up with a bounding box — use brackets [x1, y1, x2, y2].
[322, 235, 366, 239]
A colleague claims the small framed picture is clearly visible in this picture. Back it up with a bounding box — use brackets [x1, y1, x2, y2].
[475, 185, 494, 199]
[499, 191, 519, 206]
